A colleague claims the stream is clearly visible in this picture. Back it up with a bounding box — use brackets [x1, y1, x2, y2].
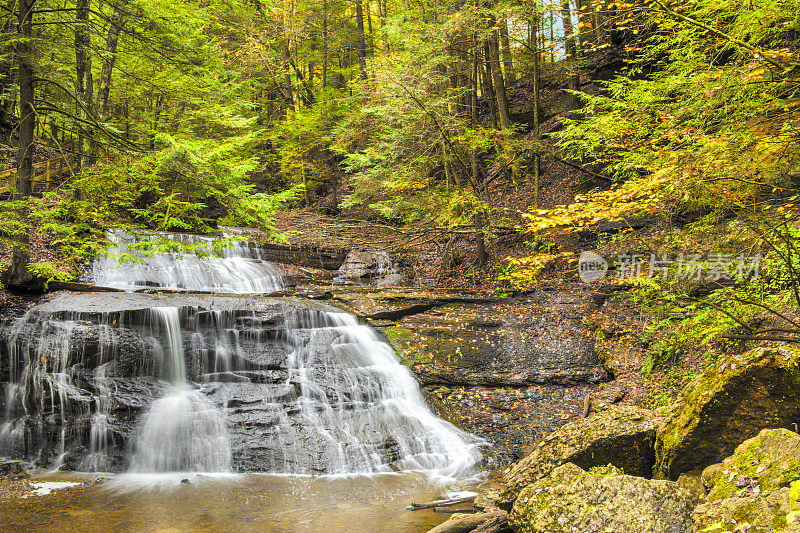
[0, 231, 485, 532]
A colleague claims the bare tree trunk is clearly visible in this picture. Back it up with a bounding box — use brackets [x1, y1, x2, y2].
[281, 7, 293, 112]
[355, 0, 368, 81]
[75, 0, 93, 169]
[0, 0, 17, 140]
[149, 93, 163, 150]
[16, 0, 35, 198]
[322, 0, 328, 88]
[97, 1, 126, 119]
[123, 98, 130, 139]
[7, 0, 37, 290]
[561, 0, 579, 92]
[377, 0, 389, 51]
[498, 16, 515, 86]
[471, 36, 487, 268]
[482, 42, 497, 128]
[487, 22, 511, 130]
[532, 9, 541, 208]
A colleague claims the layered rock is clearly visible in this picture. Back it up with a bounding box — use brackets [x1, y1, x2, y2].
[509, 463, 698, 533]
[499, 406, 661, 508]
[0, 292, 480, 475]
[655, 346, 800, 480]
[333, 288, 613, 466]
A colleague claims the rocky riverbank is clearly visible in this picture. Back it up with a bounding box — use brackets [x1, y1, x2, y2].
[427, 345, 800, 532]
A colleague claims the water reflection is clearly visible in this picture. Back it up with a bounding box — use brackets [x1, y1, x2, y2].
[1, 471, 486, 532]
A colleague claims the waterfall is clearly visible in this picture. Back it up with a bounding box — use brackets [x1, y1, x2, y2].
[0, 294, 481, 476]
[129, 386, 231, 473]
[89, 230, 284, 293]
[129, 307, 231, 473]
[275, 310, 478, 475]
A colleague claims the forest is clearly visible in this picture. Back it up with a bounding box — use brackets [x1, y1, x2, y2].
[0, 0, 799, 531]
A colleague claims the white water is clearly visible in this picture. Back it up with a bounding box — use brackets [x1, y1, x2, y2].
[3, 225, 481, 480]
[275, 310, 481, 477]
[129, 386, 231, 473]
[129, 307, 232, 473]
[90, 230, 284, 293]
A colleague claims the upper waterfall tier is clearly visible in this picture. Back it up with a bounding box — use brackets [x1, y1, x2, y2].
[0, 293, 481, 476]
[88, 230, 284, 293]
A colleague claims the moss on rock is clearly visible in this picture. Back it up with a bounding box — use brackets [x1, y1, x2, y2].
[509, 462, 697, 533]
[498, 405, 662, 509]
[692, 429, 800, 532]
[655, 347, 800, 480]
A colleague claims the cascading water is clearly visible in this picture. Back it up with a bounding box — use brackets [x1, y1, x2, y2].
[89, 230, 284, 293]
[0, 293, 481, 477]
[129, 307, 231, 473]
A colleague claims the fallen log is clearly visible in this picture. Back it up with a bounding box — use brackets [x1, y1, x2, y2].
[471, 514, 510, 533]
[425, 511, 508, 533]
[408, 495, 476, 510]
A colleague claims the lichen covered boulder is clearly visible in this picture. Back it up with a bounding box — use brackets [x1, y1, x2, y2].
[499, 405, 661, 508]
[692, 429, 800, 532]
[509, 463, 698, 533]
[655, 347, 800, 480]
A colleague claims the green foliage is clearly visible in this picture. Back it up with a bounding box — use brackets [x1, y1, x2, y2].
[496, 252, 566, 295]
[26, 262, 74, 288]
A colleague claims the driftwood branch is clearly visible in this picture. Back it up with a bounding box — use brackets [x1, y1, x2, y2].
[425, 511, 508, 533]
[407, 495, 476, 511]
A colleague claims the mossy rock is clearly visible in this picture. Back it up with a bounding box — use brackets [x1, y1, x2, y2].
[692, 429, 800, 532]
[704, 429, 800, 501]
[655, 347, 800, 480]
[509, 462, 698, 533]
[499, 406, 662, 509]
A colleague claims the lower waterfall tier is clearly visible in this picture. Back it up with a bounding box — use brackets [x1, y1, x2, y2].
[0, 293, 481, 476]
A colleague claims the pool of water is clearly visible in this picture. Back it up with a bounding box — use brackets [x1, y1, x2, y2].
[1, 470, 487, 532]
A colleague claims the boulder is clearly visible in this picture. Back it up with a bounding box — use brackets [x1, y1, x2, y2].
[692, 428, 800, 532]
[509, 463, 698, 533]
[498, 406, 661, 508]
[655, 346, 800, 480]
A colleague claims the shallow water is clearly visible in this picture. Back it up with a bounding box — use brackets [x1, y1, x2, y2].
[1, 471, 484, 532]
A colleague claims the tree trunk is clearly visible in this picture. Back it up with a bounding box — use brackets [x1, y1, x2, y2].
[487, 22, 511, 130]
[561, 0, 580, 92]
[97, 1, 126, 120]
[16, 0, 35, 199]
[0, 0, 17, 139]
[498, 16, 515, 86]
[532, 9, 541, 208]
[6, 0, 38, 290]
[355, 0, 368, 81]
[481, 42, 498, 128]
[149, 94, 163, 150]
[281, 7, 293, 112]
[471, 39, 487, 268]
[322, 0, 328, 88]
[377, 0, 389, 51]
[281, 38, 293, 110]
[75, 0, 93, 169]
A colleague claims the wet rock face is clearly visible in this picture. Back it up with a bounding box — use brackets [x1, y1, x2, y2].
[655, 346, 800, 480]
[334, 250, 404, 287]
[693, 429, 800, 532]
[498, 406, 662, 509]
[368, 290, 610, 388]
[0, 293, 480, 476]
[509, 463, 698, 533]
[0, 306, 291, 472]
[332, 288, 613, 467]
